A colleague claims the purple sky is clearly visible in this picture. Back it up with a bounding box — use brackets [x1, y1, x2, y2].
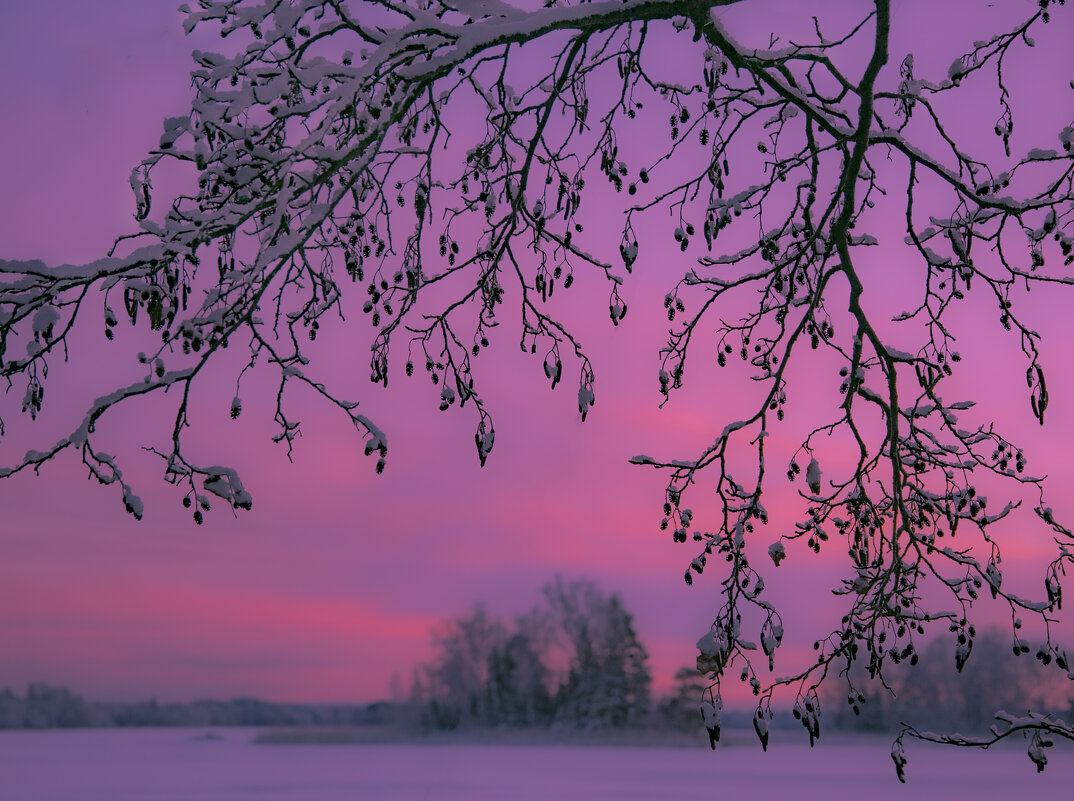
[1, 1, 1073, 705]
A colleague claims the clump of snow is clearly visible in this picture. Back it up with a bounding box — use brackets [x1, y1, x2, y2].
[768, 541, 786, 566]
[1027, 148, 1058, 161]
[32, 305, 60, 337]
[806, 458, 821, 494]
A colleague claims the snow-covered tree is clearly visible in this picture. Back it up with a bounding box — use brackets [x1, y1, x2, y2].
[420, 604, 507, 727]
[486, 628, 555, 726]
[414, 578, 648, 728]
[543, 576, 652, 728]
[2, 0, 1073, 777]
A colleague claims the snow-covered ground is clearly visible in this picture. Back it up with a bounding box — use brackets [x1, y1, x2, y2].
[1, 727, 1071, 800]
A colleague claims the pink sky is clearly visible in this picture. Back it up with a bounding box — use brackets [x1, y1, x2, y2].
[1, 1, 1072, 705]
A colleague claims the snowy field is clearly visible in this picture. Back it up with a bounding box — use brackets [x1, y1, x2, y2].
[1, 727, 1070, 800]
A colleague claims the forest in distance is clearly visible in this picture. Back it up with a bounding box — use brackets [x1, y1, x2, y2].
[4, 578, 1072, 738]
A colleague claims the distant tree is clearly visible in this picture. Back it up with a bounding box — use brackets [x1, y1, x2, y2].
[21, 684, 96, 729]
[486, 629, 555, 725]
[658, 666, 710, 730]
[420, 604, 507, 727]
[414, 577, 650, 729]
[486, 607, 560, 726]
[543, 576, 652, 728]
[0, 688, 24, 729]
[2, 0, 1073, 777]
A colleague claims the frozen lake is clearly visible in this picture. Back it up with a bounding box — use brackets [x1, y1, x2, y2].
[1, 727, 1070, 800]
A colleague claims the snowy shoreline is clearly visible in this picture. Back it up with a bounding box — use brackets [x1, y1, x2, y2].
[253, 724, 714, 747]
[251, 724, 908, 750]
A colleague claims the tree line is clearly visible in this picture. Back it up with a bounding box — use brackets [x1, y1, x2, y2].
[0, 685, 393, 730]
[407, 577, 652, 730]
